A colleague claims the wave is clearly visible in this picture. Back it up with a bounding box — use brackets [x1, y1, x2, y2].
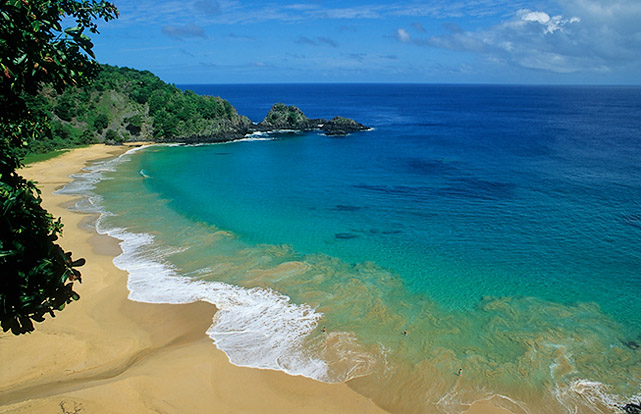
[55, 145, 373, 383]
[55, 144, 153, 197]
[100, 221, 331, 380]
[242, 131, 278, 141]
[553, 379, 641, 413]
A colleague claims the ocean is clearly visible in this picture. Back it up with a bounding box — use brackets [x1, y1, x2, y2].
[60, 84, 641, 413]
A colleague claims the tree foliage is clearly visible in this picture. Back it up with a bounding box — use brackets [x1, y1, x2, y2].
[18, 63, 251, 153]
[0, 0, 118, 335]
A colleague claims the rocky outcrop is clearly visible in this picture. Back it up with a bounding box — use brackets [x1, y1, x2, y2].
[255, 103, 319, 131]
[253, 103, 369, 136]
[321, 116, 369, 136]
[621, 402, 641, 414]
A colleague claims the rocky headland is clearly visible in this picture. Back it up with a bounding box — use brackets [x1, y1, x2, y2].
[252, 103, 370, 137]
[23, 65, 370, 154]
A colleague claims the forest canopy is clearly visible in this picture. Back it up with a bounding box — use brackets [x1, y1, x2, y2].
[22, 64, 251, 154]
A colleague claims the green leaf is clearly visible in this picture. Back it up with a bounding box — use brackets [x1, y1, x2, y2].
[64, 26, 82, 36]
[13, 54, 27, 66]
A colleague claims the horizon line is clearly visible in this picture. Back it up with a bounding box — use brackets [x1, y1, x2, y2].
[175, 82, 641, 87]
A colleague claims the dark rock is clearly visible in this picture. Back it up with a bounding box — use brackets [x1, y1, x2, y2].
[621, 402, 641, 414]
[252, 103, 369, 136]
[255, 103, 318, 131]
[321, 116, 370, 136]
[125, 123, 141, 136]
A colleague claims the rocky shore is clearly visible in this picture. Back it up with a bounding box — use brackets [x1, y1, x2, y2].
[156, 103, 370, 144]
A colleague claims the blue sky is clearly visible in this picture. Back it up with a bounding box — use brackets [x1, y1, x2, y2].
[90, 0, 641, 84]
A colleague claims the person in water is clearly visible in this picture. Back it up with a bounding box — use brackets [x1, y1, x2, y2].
[457, 368, 463, 376]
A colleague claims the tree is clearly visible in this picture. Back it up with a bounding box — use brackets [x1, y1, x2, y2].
[0, 0, 118, 335]
[104, 128, 121, 143]
[92, 112, 109, 132]
[54, 93, 78, 121]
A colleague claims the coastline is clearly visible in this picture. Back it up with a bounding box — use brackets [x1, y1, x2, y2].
[0, 144, 386, 414]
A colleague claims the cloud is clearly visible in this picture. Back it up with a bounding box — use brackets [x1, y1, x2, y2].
[396, 28, 411, 42]
[162, 23, 207, 39]
[193, 0, 221, 15]
[412, 22, 427, 33]
[338, 25, 358, 32]
[517, 9, 580, 34]
[347, 52, 400, 63]
[442, 22, 463, 34]
[317, 36, 339, 47]
[395, 0, 641, 75]
[180, 48, 196, 58]
[295, 36, 318, 46]
[227, 33, 255, 41]
[295, 36, 339, 47]
[116, 0, 532, 26]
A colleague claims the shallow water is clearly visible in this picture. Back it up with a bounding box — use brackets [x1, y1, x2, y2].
[62, 84, 641, 413]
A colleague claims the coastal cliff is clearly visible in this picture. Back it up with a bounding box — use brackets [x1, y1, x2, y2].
[24, 65, 369, 155]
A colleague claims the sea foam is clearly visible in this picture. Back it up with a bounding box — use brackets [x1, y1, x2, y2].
[57, 145, 339, 382]
[554, 379, 641, 413]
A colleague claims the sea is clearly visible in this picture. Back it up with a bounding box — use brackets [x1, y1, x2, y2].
[59, 84, 641, 413]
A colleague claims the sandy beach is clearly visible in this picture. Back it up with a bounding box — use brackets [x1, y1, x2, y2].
[0, 144, 387, 414]
[0, 144, 515, 414]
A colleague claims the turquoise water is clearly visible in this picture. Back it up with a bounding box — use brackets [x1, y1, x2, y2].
[64, 85, 641, 413]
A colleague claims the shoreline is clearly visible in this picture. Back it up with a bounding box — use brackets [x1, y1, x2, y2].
[0, 144, 387, 413]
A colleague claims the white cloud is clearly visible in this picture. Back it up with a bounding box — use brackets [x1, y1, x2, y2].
[399, 0, 641, 76]
[517, 9, 580, 34]
[521, 11, 551, 24]
[397, 28, 411, 42]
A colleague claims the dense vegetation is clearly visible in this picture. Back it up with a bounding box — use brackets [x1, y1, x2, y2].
[1, 0, 117, 335]
[24, 64, 252, 154]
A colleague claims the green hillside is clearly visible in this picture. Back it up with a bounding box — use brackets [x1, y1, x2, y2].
[24, 65, 252, 154]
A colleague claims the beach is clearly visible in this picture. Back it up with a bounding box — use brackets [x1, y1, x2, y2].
[0, 144, 387, 414]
